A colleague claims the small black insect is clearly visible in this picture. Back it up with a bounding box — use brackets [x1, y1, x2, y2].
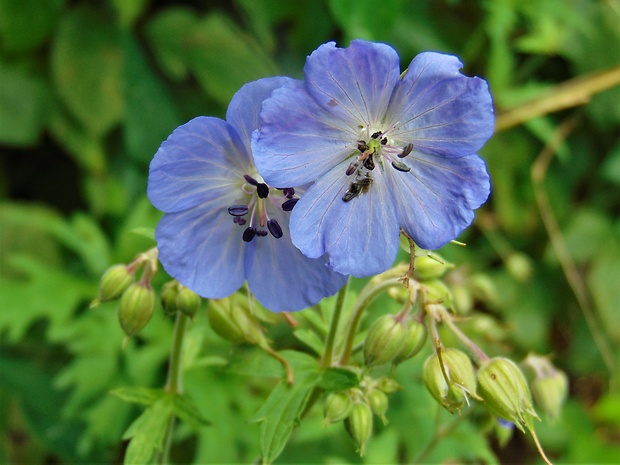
[342, 174, 373, 202]
[363, 153, 375, 171]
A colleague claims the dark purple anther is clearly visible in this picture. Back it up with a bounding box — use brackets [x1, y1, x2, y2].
[371, 131, 382, 139]
[267, 219, 283, 239]
[234, 217, 246, 225]
[257, 183, 269, 199]
[244, 174, 259, 186]
[346, 162, 359, 176]
[391, 160, 411, 172]
[256, 230, 268, 237]
[281, 198, 299, 211]
[381, 137, 387, 145]
[242, 227, 257, 242]
[363, 154, 375, 171]
[282, 187, 295, 198]
[228, 205, 249, 216]
[398, 143, 413, 158]
[357, 140, 368, 152]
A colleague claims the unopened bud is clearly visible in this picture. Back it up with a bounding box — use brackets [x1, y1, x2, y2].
[477, 357, 539, 432]
[531, 372, 568, 422]
[323, 391, 353, 426]
[176, 286, 201, 318]
[92, 264, 134, 307]
[392, 320, 427, 365]
[414, 254, 451, 280]
[160, 280, 180, 316]
[363, 315, 409, 367]
[375, 377, 401, 394]
[367, 389, 389, 424]
[208, 297, 266, 346]
[344, 402, 373, 457]
[118, 282, 155, 337]
[422, 348, 477, 413]
[424, 279, 452, 306]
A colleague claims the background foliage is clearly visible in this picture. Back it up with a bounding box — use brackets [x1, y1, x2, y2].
[1, 0, 618, 463]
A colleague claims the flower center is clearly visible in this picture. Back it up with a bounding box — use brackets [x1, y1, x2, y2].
[341, 127, 414, 202]
[227, 174, 299, 242]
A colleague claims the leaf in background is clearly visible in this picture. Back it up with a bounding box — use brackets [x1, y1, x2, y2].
[112, 0, 150, 28]
[250, 351, 321, 464]
[51, 4, 123, 136]
[122, 31, 181, 165]
[172, 393, 210, 428]
[318, 367, 359, 392]
[110, 387, 165, 406]
[123, 396, 173, 465]
[0, 62, 48, 146]
[224, 348, 284, 378]
[0, 0, 64, 53]
[328, 0, 406, 42]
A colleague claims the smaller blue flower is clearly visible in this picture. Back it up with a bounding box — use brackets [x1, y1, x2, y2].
[252, 40, 494, 277]
[148, 77, 348, 312]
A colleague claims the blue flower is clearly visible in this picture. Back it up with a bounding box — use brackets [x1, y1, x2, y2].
[147, 77, 348, 312]
[252, 40, 494, 277]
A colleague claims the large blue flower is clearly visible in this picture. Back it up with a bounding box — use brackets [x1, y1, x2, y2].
[148, 77, 348, 311]
[252, 40, 494, 277]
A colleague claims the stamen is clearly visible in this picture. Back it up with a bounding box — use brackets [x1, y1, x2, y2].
[242, 227, 257, 242]
[282, 187, 295, 198]
[267, 219, 283, 239]
[244, 174, 259, 186]
[357, 140, 368, 152]
[371, 131, 382, 139]
[281, 198, 299, 211]
[363, 154, 375, 171]
[256, 230, 268, 237]
[233, 217, 246, 225]
[346, 161, 359, 176]
[228, 205, 249, 216]
[257, 183, 269, 199]
[381, 137, 387, 145]
[398, 143, 413, 158]
[391, 160, 411, 172]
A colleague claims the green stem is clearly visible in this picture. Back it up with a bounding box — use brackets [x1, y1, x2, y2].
[322, 280, 349, 368]
[436, 306, 489, 364]
[410, 405, 467, 464]
[157, 311, 190, 465]
[339, 277, 403, 365]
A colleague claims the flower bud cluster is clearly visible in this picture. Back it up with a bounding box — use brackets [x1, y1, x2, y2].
[161, 280, 202, 318]
[363, 314, 426, 368]
[207, 295, 267, 346]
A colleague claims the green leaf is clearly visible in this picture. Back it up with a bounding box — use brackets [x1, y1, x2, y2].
[123, 396, 174, 465]
[0, 0, 64, 53]
[292, 328, 324, 356]
[224, 348, 286, 379]
[110, 387, 164, 406]
[328, 0, 407, 42]
[112, 0, 150, 28]
[172, 393, 211, 428]
[0, 62, 48, 146]
[319, 367, 359, 392]
[51, 5, 123, 136]
[250, 352, 321, 464]
[122, 31, 181, 164]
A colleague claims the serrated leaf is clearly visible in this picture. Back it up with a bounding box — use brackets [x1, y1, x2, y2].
[122, 31, 181, 164]
[224, 348, 285, 378]
[292, 328, 324, 356]
[110, 387, 164, 406]
[250, 352, 321, 464]
[123, 396, 173, 465]
[319, 367, 359, 392]
[51, 5, 122, 136]
[172, 394, 210, 428]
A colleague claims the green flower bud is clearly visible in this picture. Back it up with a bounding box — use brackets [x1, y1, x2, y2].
[477, 357, 539, 432]
[531, 372, 568, 422]
[118, 282, 155, 337]
[424, 279, 452, 306]
[367, 389, 389, 425]
[413, 254, 451, 281]
[207, 297, 266, 346]
[363, 315, 409, 367]
[323, 391, 353, 426]
[452, 284, 473, 315]
[423, 348, 477, 413]
[91, 264, 134, 307]
[344, 402, 373, 457]
[392, 320, 427, 365]
[506, 253, 533, 282]
[176, 286, 201, 318]
[160, 280, 180, 316]
[375, 377, 401, 394]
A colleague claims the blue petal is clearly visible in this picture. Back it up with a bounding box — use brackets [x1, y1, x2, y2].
[252, 80, 355, 188]
[385, 151, 490, 250]
[245, 207, 348, 312]
[388, 52, 495, 157]
[148, 117, 251, 213]
[290, 161, 400, 277]
[304, 40, 401, 127]
[156, 204, 246, 298]
[226, 77, 296, 154]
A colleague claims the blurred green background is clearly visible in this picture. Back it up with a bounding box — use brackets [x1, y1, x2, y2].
[0, 0, 619, 463]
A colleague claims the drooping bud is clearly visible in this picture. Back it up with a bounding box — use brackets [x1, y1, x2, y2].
[118, 282, 155, 337]
[207, 297, 266, 346]
[477, 357, 539, 432]
[344, 402, 373, 457]
[413, 254, 451, 281]
[91, 264, 134, 307]
[375, 377, 401, 394]
[422, 348, 478, 414]
[176, 286, 202, 318]
[367, 389, 389, 425]
[523, 355, 568, 422]
[363, 315, 409, 367]
[323, 391, 353, 426]
[160, 280, 180, 316]
[392, 320, 427, 365]
[423, 279, 453, 306]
